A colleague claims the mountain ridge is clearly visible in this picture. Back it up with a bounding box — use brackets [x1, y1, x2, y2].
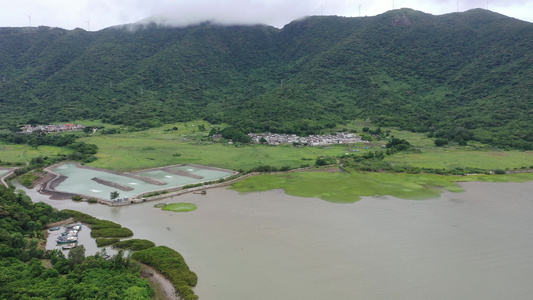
[1, 8, 532, 148]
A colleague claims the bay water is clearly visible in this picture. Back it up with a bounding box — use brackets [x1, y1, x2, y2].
[24, 180, 533, 299]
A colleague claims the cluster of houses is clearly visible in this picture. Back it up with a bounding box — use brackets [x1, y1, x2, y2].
[20, 123, 86, 134]
[247, 132, 363, 146]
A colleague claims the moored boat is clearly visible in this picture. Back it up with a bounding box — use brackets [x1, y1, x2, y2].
[56, 236, 78, 244]
[49, 226, 61, 231]
[62, 243, 77, 250]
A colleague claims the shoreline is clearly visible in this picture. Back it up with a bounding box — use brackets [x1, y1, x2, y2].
[140, 265, 178, 300]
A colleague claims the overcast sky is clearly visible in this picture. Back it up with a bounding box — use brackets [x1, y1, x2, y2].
[1, 0, 531, 31]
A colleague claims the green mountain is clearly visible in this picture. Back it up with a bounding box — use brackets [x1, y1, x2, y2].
[1, 8, 532, 148]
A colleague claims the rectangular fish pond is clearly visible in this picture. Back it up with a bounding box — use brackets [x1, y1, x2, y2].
[49, 163, 236, 200]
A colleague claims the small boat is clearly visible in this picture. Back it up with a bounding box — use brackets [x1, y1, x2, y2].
[49, 226, 61, 231]
[62, 244, 77, 250]
[57, 240, 78, 244]
[193, 189, 207, 195]
[56, 236, 78, 244]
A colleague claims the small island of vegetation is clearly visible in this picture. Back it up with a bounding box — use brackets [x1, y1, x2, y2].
[161, 203, 198, 212]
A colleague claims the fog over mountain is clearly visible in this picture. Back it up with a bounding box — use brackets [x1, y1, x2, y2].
[0, 0, 531, 31]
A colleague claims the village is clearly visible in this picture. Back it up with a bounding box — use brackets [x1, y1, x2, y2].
[247, 132, 363, 146]
[20, 123, 86, 134]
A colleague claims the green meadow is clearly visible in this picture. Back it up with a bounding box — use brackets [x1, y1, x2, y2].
[80, 121, 351, 172]
[0, 142, 73, 163]
[384, 148, 533, 170]
[338, 120, 533, 171]
[231, 171, 533, 203]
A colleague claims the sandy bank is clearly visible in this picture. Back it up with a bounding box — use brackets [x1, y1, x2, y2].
[140, 265, 178, 300]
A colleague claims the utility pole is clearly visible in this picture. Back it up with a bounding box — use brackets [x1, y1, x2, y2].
[359, 4, 361, 17]
[28, 14, 32, 27]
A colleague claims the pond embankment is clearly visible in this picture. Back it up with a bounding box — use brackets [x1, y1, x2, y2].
[91, 177, 134, 191]
[0, 167, 17, 188]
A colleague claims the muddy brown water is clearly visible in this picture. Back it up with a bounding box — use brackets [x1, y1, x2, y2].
[22, 180, 533, 300]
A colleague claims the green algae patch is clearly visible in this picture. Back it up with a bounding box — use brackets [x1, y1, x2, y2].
[231, 171, 533, 203]
[161, 203, 197, 212]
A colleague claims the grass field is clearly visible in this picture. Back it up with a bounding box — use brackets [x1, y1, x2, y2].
[384, 148, 533, 170]
[4, 119, 533, 173]
[0, 143, 73, 163]
[232, 171, 533, 203]
[73, 120, 533, 172]
[80, 121, 357, 171]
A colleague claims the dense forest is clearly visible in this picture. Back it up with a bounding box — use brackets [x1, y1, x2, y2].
[0, 8, 532, 148]
[0, 187, 199, 299]
[0, 187, 154, 299]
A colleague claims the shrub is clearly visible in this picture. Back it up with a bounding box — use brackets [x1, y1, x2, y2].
[96, 238, 120, 247]
[71, 195, 83, 201]
[434, 138, 448, 147]
[90, 220, 122, 230]
[249, 165, 278, 173]
[494, 169, 506, 174]
[20, 173, 40, 188]
[144, 190, 169, 198]
[182, 183, 203, 189]
[87, 198, 98, 204]
[114, 239, 155, 251]
[91, 228, 133, 238]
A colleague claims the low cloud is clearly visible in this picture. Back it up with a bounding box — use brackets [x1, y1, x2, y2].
[1, 0, 531, 31]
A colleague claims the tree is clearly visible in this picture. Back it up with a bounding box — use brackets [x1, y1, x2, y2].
[68, 245, 85, 266]
[434, 138, 448, 147]
[27, 137, 39, 149]
[110, 191, 120, 200]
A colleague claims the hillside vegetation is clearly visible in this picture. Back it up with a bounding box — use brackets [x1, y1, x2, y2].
[1, 8, 532, 148]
